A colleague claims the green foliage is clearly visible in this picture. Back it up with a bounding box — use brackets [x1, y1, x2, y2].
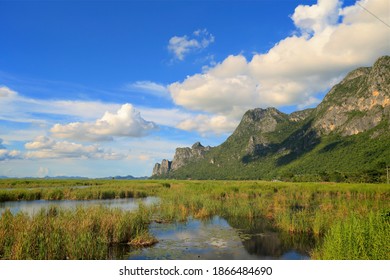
[313, 212, 390, 259]
[161, 122, 390, 182]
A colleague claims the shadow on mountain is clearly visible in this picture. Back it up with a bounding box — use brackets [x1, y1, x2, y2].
[241, 144, 277, 164]
[240, 120, 320, 166]
[276, 120, 320, 167]
[319, 140, 352, 153]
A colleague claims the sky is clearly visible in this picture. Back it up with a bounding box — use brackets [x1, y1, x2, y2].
[0, 0, 389, 178]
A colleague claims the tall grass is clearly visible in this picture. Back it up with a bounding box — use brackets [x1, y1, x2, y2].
[312, 212, 390, 259]
[0, 205, 156, 260]
[0, 180, 163, 202]
[151, 180, 389, 259]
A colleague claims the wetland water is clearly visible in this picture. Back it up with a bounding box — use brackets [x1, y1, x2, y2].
[0, 196, 159, 215]
[127, 216, 313, 260]
[1, 197, 314, 260]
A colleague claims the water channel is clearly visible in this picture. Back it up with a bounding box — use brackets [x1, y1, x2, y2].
[0, 196, 159, 216]
[126, 216, 313, 260]
[1, 197, 314, 260]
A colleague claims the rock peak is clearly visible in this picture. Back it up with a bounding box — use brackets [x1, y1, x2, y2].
[192, 141, 204, 149]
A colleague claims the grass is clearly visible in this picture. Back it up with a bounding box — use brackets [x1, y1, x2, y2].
[0, 179, 389, 259]
[151, 180, 389, 259]
[312, 211, 390, 259]
[0, 179, 162, 202]
[0, 205, 154, 259]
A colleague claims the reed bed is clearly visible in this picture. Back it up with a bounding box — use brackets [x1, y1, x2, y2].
[0, 180, 162, 202]
[0, 179, 389, 259]
[0, 205, 155, 260]
[152, 180, 389, 259]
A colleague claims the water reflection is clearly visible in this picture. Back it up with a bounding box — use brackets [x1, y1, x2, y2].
[228, 216, 313, 259]
[127, 216, 312, 260]
[0, 196, 159, 216]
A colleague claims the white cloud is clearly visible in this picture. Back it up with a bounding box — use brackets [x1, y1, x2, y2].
[292, 0, 341, 35]
[0, 86, 120, 124]
[0, 149, 22, 161]
[25, 136, 123, 160]
[168, 0, 390, 134]
[126, 81, 170, 99]
[176, 114, 239, 136]
[0, 139, 22, 161]
[138, 107, 193, 128]
[168, 29, 215, 60]
[50, 103, 158, 141]
[0, 85, 192, 143]
[37, 167, 49, 177]
[0, 86, 18, 98]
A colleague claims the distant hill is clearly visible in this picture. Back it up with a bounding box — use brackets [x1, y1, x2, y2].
[100, 175, 149, 180]
[152, 56, 390, 182]
[0, 175, 148, 180]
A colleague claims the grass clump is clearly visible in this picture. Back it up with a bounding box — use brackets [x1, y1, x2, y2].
[312, 212, 390, 259]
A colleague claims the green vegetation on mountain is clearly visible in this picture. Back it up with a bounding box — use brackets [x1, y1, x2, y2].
[153, 56, 390, 182]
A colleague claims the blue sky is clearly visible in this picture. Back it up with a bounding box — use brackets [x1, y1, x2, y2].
[0, 0, 389, 178]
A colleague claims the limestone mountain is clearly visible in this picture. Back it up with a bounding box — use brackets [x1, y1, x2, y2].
[152, 142, 212, 176]
[152, 56, 390, 182]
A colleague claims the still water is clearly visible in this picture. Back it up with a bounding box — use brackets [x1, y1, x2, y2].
[1, 198, 314, 260]
[0, 196, 159, 215]
[126, 216, 313, 260]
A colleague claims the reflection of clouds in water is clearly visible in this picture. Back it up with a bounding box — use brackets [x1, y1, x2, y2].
[0, 196, 159, 216]
[138, 217, 266, 260]
[129, 216, 312, 260]
[209, 238, 227, 248]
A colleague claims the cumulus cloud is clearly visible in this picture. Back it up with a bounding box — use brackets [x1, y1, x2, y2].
[176, 114, 239, 136]
[292, 0, 341, 35]
[168, 29, 215, 60]
[169, 0, 390, 134]
[25, 136, 123, 160]
[51, 103, 158, 141]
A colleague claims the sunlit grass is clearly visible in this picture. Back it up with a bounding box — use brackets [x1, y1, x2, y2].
[0, 205, 154, 260]
[0, 179, 389, 259]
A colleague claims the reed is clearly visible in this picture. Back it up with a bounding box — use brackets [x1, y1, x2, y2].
[312, 211, 390, 259]
[0, 205, 154, 260]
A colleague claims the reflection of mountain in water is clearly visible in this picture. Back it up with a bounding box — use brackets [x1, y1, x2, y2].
[126, 216, 314, 260]
[226, 216, 314, 259]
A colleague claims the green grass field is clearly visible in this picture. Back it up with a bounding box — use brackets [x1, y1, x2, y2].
[0, 179, 389, 259]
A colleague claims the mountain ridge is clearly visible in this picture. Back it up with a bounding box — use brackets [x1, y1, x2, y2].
[152, 56, 390, 182]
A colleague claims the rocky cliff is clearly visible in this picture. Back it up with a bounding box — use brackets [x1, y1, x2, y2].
[152, 142, 211, 176]
[313, 56, 390, 136]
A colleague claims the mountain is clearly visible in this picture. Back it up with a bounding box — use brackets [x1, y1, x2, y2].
[152, 56, 390, 182]
[100, 175, 149, 180]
